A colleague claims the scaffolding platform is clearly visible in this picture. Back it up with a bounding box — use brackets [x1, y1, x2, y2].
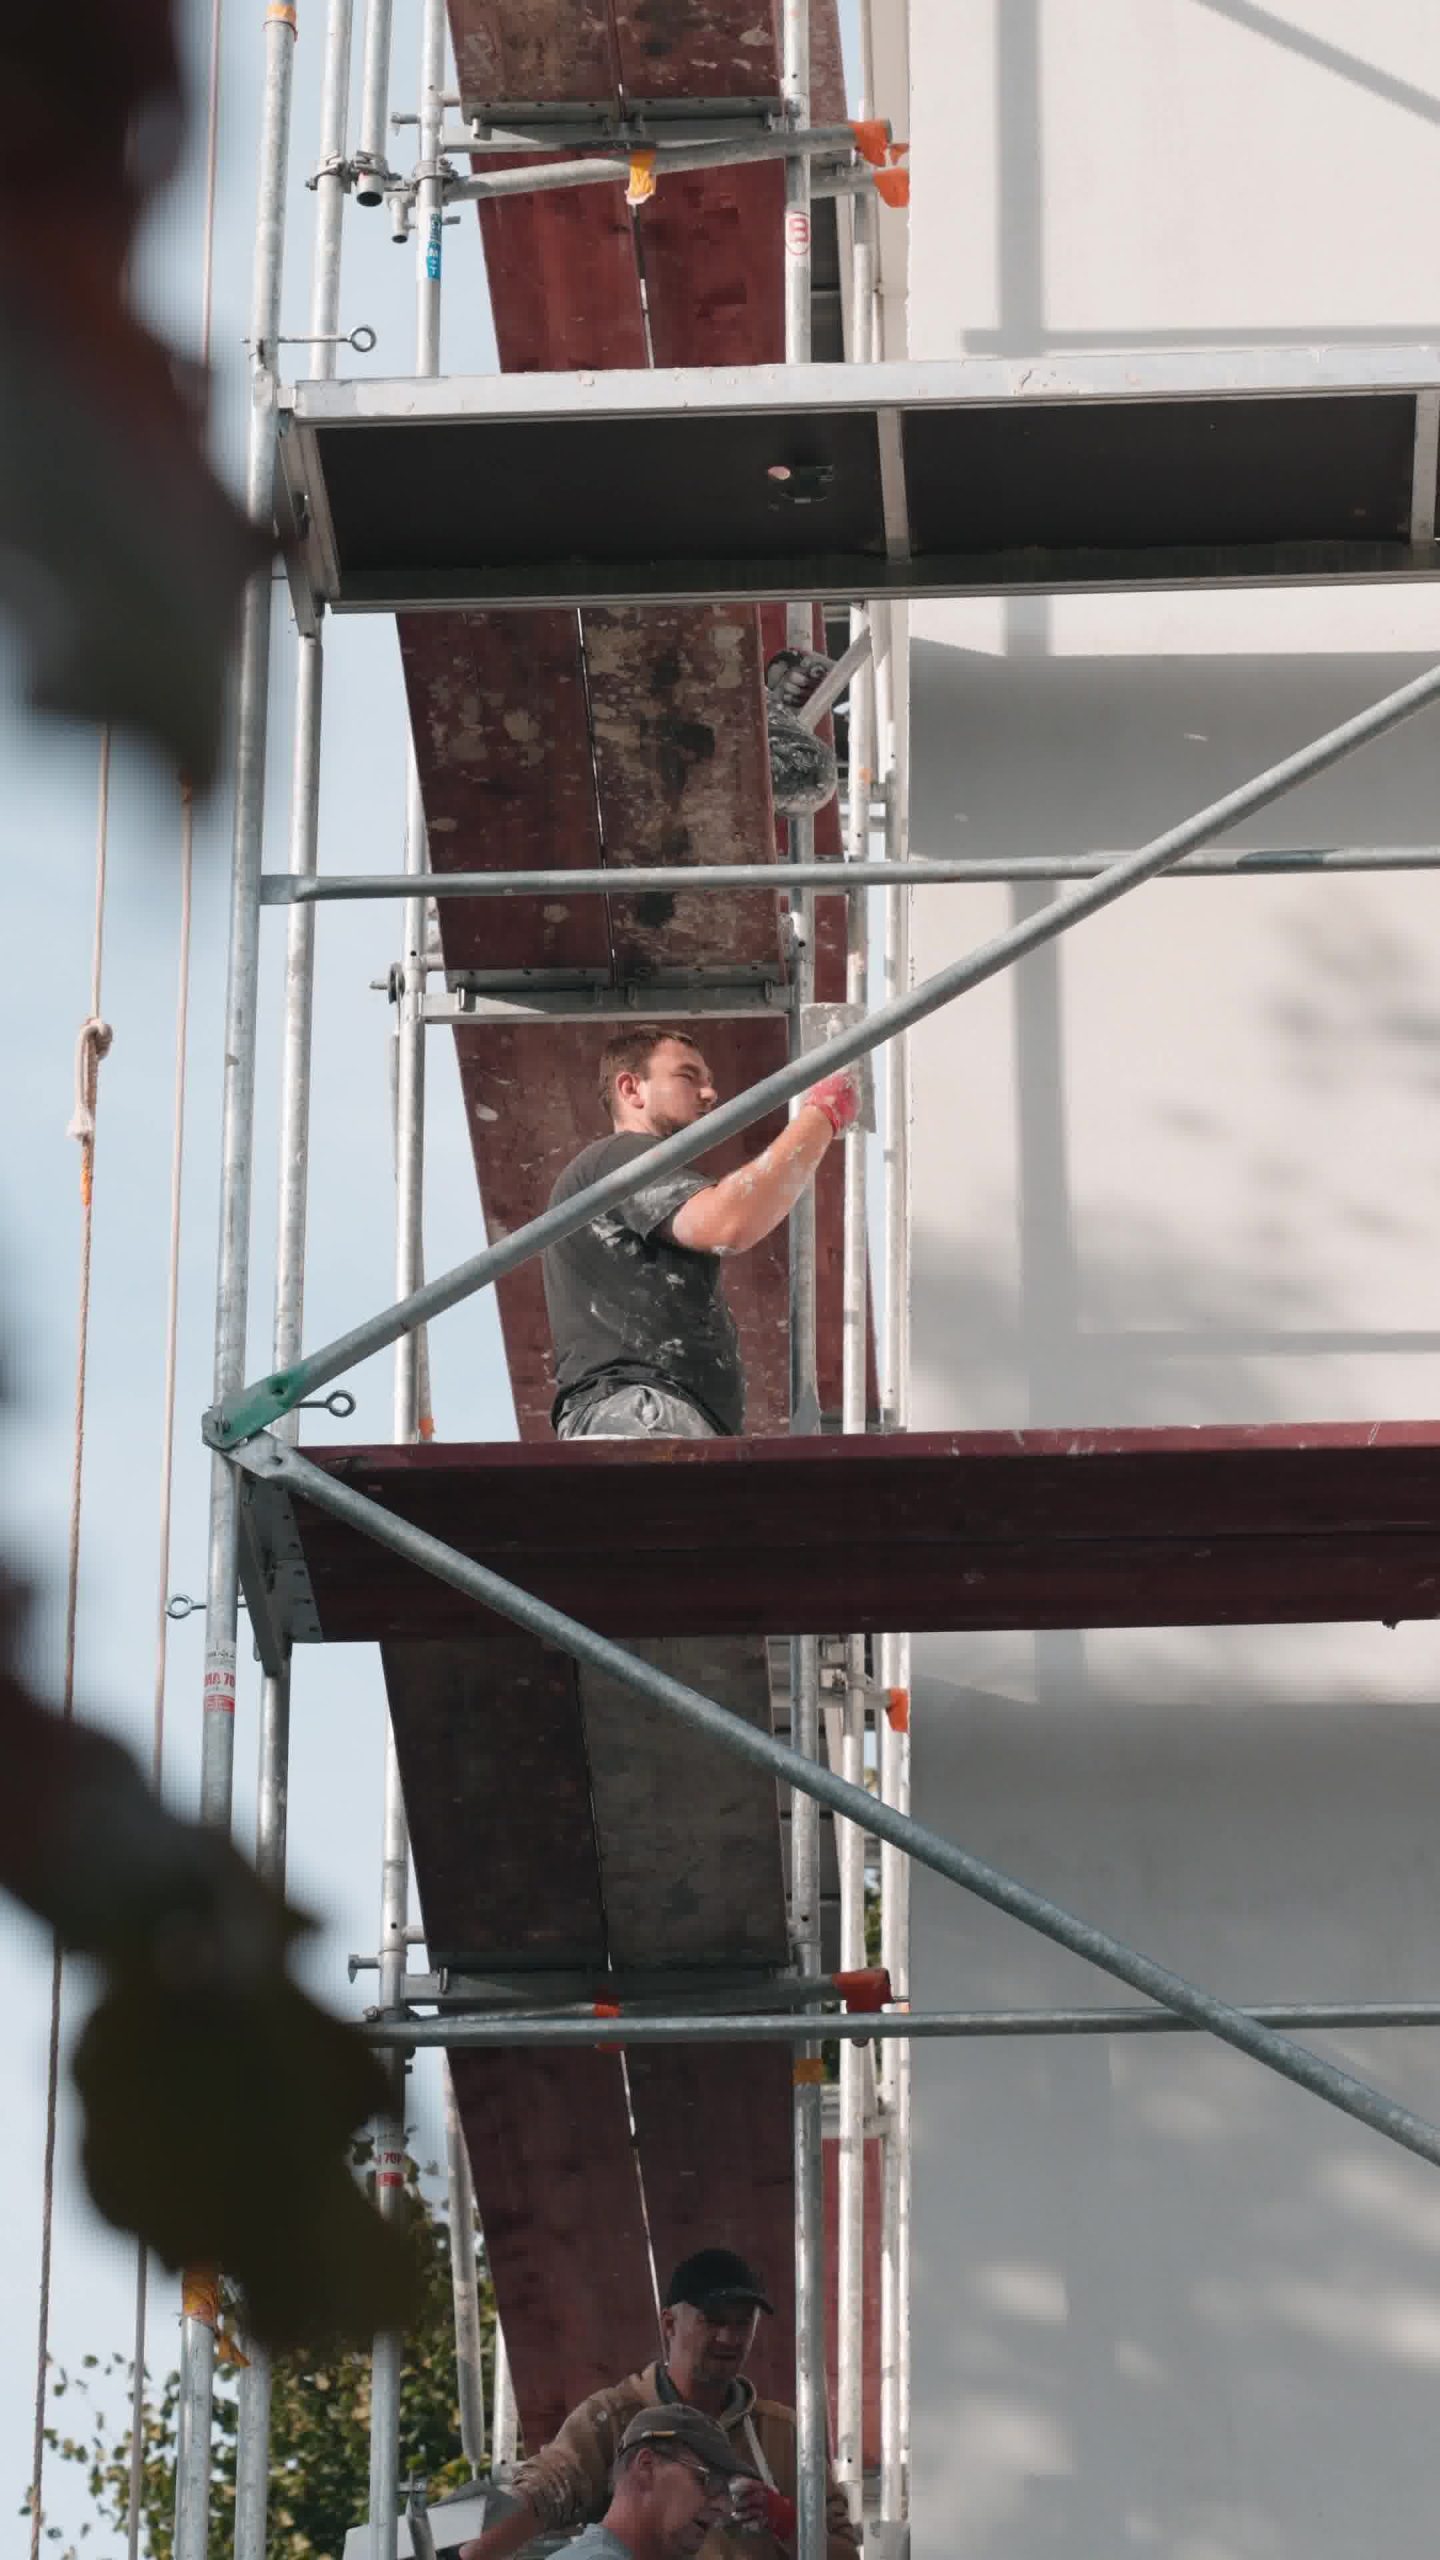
[240, 1419, 1440, 1653]
[279, 347, 1440, 617]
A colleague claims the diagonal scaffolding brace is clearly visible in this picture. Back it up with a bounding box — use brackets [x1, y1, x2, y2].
[207, 655, 1440, 1449]
[232, 1432, 1440, 2180]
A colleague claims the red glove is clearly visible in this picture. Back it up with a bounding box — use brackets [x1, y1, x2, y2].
[802, 1068, 860, 1135]
[762, 2492, 798, 2545]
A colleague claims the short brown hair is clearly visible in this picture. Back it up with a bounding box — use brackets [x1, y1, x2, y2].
[598, 1024, 699, 1118]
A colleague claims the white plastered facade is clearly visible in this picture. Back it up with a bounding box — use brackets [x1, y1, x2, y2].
[905, 8, 1440, 2557]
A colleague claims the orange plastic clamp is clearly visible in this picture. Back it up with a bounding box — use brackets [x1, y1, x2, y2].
[626, 149, 658, 206]
[848, 118, 891, 167]
[594, 1997, 622, 2053]
[793, 2056, 827, 2086]
[182, 2267, 220, 2327]
[885, 1686, 911, 1733]
[835, 1966, 892, 2014]
[875, 166, 910, 209]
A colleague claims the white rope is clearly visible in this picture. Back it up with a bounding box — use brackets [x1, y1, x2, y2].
[65, 1016, 114, 1154]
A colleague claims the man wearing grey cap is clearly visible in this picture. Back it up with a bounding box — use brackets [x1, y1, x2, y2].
[563, 2406, 752, 2560]
[457, 2249, 858, 2560]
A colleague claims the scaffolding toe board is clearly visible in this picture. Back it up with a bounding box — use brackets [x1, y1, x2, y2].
[244, 1423, 1440, 1646]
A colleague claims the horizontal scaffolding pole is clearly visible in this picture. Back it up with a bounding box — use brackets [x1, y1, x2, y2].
[260, 844, 1440, 905]
[435, 122, 866, 154]
[233, 1433, 1440, 2175]
[367, 2000, 1440, 2048]
[210, 656, 1440, 1447]
[434, 124, 870, 202]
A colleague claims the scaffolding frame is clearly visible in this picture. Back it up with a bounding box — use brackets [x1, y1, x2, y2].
[174, 4, 1440, 2557]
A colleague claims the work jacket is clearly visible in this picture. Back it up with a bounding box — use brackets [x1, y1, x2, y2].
[513, 2359, 860, 2560]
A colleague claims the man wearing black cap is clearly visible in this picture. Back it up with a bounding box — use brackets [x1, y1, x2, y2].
[457, 2248, 858, 2560]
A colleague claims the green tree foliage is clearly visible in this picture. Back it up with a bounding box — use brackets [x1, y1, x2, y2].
[40, 2148, 496, 2559]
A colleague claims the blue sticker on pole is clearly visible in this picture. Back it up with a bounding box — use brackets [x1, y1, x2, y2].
[423, 211, 442, 282]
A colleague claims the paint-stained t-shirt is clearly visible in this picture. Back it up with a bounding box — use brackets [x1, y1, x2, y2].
[543, 1132, 744, 1436]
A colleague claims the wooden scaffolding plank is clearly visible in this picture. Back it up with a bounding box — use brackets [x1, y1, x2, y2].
[383, 1634, 657, 2439]
[576, 1635, 788, 1971]
[581, 604, 783, 974]
[445, 1, 618, 109]
[450, 2046, 656, 2443]
[577, 1625, 795, 2404]
[627, 2042, 799, 2406]
[383, 1635, 606, 1967]
[474, 180, 648, 372]
[606, 0, 784, 101]
[399, 610, 607, 974]
[265, 1424, 1440, 1643]
[639, 165, 785, 368]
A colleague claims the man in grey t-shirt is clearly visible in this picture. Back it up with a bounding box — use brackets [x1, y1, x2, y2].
[563, 2405, 752, 2560]
[543, 1024, 859, 1442]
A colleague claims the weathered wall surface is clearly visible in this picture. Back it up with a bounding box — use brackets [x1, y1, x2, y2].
[907, 8, 1440, 2555]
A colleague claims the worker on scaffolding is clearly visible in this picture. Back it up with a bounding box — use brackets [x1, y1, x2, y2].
[544, 1025, 859, 1440]
[557, 2405, 755, 2560]
[457, 2249, 859, 2560]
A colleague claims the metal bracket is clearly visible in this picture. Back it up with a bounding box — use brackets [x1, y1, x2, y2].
[422, 974, 794, 1025]
[383, 1961, 808, 2016]
[457, 95, 790, 142]
[235, 1466, 324, 1673]
[277, 325, 378, 355]
[350, 150, 395, 207]
[800, 1001, 877, 1130]
[306, 151, 355, 193]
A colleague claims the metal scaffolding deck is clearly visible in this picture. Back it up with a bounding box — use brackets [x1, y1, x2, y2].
[279, 347, 1440, 617]
[239, 1421, 1440, 1653]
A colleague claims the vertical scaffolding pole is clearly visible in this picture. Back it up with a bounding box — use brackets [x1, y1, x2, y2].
[354, 0, 395, 201]
[232, 7, 353, 2551]
[492, 2321, 518, 2469]
[369, 1732, 411, 2560]
[780, 13, 825, 2560]
[835, 192, 877, 2524]
[371, 10, 446, 2550]
[444, 2065, 488, 2474]
[176, 10, 295, 2555]
[877, 669, 912, 2529]
[232, 1666, 290, 2556]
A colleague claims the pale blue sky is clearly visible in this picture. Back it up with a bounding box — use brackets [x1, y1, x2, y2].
[4, 3, 861, 2549]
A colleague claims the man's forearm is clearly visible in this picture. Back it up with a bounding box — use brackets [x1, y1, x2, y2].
[457, 2495, 541, 2560]
[671, 1107, 833, 1256]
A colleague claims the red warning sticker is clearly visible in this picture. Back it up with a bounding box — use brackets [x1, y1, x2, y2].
[784, 210, 811, 259]
[203, 1647, 237, 1718]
